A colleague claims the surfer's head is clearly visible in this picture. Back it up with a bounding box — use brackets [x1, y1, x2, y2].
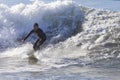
[34, 23, 39, 30]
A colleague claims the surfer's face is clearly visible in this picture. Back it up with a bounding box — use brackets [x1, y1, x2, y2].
[34, 26, 38, 30]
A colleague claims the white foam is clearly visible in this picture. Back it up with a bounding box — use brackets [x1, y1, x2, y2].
[0, 43, 33, 58]
[0, 0, 120, 68]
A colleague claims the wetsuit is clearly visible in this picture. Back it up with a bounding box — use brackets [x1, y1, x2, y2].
[24, 28, 46, 51]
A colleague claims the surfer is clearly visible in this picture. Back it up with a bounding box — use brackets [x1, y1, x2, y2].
[22, 23, 46, 51]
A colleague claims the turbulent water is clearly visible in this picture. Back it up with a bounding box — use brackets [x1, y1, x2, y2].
[0, 0, 120, 80]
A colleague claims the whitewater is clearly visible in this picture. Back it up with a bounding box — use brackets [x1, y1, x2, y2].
[0, 0, 120, 80]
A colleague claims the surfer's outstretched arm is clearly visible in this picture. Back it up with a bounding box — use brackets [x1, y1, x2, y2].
[23, 30, 34, 41]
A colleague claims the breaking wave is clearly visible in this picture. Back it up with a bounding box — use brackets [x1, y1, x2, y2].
[0, 0, 120, 69]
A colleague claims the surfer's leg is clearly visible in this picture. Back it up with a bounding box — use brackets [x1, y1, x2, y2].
[37, 37, 46, 47]
[33, 37, 46, 51]
[34, 38, 46, 51]
[33, 39, 39, 51]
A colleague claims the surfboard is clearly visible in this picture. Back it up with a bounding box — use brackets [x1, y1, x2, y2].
[27, 49, 38, 64]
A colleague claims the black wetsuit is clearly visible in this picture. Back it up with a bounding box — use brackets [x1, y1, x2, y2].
[24, 28, 46, 51]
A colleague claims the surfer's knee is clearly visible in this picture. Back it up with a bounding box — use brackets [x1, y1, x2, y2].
[33, 46, 38, 51]
[33, 45, 37, 51]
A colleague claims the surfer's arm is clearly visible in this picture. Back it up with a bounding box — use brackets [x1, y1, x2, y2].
[24, 30, 34, 41]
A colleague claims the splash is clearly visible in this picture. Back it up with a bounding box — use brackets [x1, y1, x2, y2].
[0, 0, 120, 68]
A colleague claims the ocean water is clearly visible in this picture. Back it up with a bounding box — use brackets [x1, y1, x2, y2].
[0, 0, 120, 11]
[0, 0, 120, 80]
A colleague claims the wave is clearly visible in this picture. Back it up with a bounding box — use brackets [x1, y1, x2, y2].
[0, 0, 120, 68]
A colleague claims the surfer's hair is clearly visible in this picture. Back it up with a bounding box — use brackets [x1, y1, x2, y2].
[34, 23, 38, 27]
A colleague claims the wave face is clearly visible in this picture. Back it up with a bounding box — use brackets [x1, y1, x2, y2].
[0, 0, 120, 71]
